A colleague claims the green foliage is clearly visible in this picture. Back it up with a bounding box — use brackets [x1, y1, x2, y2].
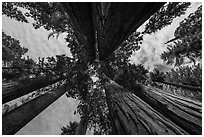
[149, 68, 166, 89]
[115, 64, 149, 87]
[65, 63, 111, 134]
[2, 30, 75, 80]
[144, 2, 191, 34]
[15, 3, 70, 31]
[102, 31, 143, 81]
[161, 5, 202, 66]
[165, 64, 202, 87]
[2, 2, 28, 23]
[43, 54, 74, 76]
[2, 31, 37, 80]
[2, 31, 28, 63]
[149, 68, 166, 82]
[60, 121, 79, 135]
[149, 64, 202, 101]
[165, 64, 202, 101]
[106, 32, 143, 67]
[174, 5, 202, 39]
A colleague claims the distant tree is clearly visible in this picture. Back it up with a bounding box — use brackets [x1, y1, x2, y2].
[149, 68, 166, 89]
[60, 121, 78, 135]
[150, 64, 202, 101]
[2, 31, 34, 80]
[114, 64, 149, 89]
[161, 5, 202, 66]
[2, 31, 28, 66]
[2, 2, 28, 23]
[149, 68, 166, 82]
[165, 64, 202, 87]
[66, 65, 111, 135]
[144, 2, 191, 34]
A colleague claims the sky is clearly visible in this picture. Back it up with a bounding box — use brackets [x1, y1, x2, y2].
[130, 2, 202, 72]
[1, 2, 202, 135]
[2, 9, 80, 135]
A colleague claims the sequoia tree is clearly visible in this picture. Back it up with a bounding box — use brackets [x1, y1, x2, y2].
[2, 2, 202, 135]
[161, 5, 202, 66]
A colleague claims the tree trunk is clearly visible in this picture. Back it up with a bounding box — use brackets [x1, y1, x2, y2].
[75, 116, 89, 135]
[153, 79, 202, 92]
[103, 78, 188, 135]
[75, 87, 89, 135]
[2, 75, 67, 104]
[2, 83, 68, 135]
[129, 82, 202, 135]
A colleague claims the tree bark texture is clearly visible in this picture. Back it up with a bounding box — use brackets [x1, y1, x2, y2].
[2, 83, 68, 135]
[153, 79, 202, 92]
[104, 79, 189, 135]
[2, 75, 67, 104]
[75, 116, 89, 135]
[129, 82, 202, 135]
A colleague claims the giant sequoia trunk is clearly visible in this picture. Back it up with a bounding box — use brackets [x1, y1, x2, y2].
[2, 83, 68, 135]
[129, 82, 202, 135]
[2, 75, 67, 103]
[104, 78, 189, 135]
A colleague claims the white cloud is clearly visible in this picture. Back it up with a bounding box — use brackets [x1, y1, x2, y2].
[2, 16, 72, 61]
[130, 2, 201, 72]
[2, 15, 76, 135]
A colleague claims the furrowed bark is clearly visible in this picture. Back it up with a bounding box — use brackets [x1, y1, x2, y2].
[2, 75, 67, 104]
[153, 79, 202, 92]
[2, 83, 68, 135]
[129, 82, 202, 135]
[104, 78, 188, 135]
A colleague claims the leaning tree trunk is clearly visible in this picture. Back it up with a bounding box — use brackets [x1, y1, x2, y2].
[128, 81, 202, 135]
[75, 115, 89, 135]
[103, 78, 188, 135]
[2, 74, 68, 104]
[152, 79, 202, 92]
[75, 100, 89, 135]
[75, 82, 90, 135]
[2, 83, 69, 135]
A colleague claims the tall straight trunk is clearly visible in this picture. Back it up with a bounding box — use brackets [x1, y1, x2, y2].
[129, 81, 202, 135]
[2, 83, 68, 135]
[103, 78, 188, 135]
[75, 116, 89, 135]
[153, 79, 202, 92]
[2, 75, 67, 104]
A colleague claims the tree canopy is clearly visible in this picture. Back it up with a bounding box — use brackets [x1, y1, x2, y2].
[161, 5, 202, 66]
[2, 2, 202, 135]
[144, 2, 191, 34]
